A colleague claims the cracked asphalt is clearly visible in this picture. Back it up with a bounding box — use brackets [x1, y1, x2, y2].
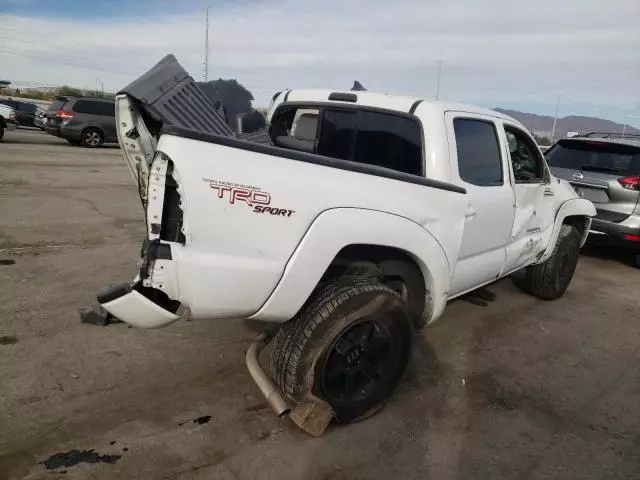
[1, 129, 639, 479]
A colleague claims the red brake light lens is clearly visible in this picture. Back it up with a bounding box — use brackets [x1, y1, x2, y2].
[623, 234, 640, 242]
[617, 176, 640, 191]
[56, 109, 74, 119]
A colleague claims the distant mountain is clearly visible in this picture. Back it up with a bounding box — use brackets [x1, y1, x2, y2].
[493, 108, 639, 139]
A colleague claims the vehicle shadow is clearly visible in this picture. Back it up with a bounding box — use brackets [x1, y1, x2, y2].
[580, 241, 639, 268]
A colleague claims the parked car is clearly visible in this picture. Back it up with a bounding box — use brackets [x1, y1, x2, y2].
[546, 132, 640, 265]
[33, 106, 47, 130]
[95, 55, 596, 435]
[0, 103, 18, 141]
[45, 96, 116, 147]
[0, 99, 39, 128]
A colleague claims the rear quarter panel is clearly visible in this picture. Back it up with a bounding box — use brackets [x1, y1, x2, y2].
[156, 134, 468, 320]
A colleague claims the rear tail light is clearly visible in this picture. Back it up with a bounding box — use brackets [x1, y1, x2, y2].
[56, 110, 74, 119]
[618, 176, 640, 191]
[623, 234, 640, 242]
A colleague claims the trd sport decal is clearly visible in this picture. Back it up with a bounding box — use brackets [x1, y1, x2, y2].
[203, 178, 295, 217]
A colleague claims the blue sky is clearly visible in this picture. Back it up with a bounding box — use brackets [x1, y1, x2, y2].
[1, 0, 639, 128]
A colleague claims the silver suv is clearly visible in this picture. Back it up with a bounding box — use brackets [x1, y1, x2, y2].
[45, 96, 117, 147]
[546, 133, 640, 263]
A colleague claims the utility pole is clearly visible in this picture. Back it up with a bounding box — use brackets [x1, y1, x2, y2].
[203, 7, 210, 82]
[551, 95, 560, 142]
[435, 60, 443, 101]
[96, 79, 104, 98]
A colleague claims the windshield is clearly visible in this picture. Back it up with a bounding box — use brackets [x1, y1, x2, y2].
[546, 139, 640, 176]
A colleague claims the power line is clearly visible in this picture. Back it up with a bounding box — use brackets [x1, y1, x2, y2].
[0, 27, 158, 58]
[0, 47, 140, 76]
[0, 35, 149, 76]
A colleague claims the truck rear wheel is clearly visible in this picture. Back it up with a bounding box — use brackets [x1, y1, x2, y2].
[513, 224, 581, 300]
[270, 279, 412, 424]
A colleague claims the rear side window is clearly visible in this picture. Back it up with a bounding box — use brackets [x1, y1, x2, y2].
[546, 140, 640, 176]
[48, 99, 66, 112]
[316, 110, 422, 174]
[353, 111, 422, 175]
[0, 100, 16, 108]
[72, 100, 115, 116]
[19, 102, 37, 114]
[453, 118, 503, 186]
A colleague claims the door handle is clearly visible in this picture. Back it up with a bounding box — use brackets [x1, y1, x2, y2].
[465, 206, 477, 218]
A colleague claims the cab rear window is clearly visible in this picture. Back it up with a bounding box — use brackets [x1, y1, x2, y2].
[546, 140, 640, 175]
[271, 105, 423, 176]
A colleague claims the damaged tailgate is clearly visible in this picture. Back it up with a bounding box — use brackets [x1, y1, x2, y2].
[115, 54, 235, 207]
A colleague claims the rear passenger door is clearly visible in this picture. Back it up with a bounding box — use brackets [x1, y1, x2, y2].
[446, 114, 515, 296]
[96, 101, 117, 142]
[17, 102, 37, 127]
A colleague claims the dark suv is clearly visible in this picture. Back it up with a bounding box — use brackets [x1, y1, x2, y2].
[45, 96, 117, 147]
[0, 99, 39, 128]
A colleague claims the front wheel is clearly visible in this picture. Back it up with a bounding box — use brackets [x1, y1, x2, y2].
[81, 128, 103, 148]
[0, 127, 4, 141]
[270, 279, 412, 424]
[513, 224, 581, 300]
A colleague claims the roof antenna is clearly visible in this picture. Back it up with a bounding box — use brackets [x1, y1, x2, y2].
[351, 81, 366, 91]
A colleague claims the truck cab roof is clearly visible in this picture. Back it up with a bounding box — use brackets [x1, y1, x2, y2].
[270, 89, 518, 124]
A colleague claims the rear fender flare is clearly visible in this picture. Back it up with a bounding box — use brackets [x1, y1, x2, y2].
[538, 198, 595, 263]
[249, 208, 452, 325]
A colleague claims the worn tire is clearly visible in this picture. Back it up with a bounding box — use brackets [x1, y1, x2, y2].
[270, 279, 412, 424]
[0, 126, 5, 142]
[513, 224, 581, 300]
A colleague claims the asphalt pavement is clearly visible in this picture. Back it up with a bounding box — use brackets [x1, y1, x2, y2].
[1, 128, 639, 480]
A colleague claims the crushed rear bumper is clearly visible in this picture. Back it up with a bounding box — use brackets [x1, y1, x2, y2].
[97, 283, 181, 328]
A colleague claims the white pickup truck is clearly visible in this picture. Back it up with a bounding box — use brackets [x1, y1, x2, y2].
[97, 57, 595, 434]
[0, 102, 18, 141]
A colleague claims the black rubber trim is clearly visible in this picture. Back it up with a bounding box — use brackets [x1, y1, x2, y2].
[409, 100, 423, 114]
[328, 92, 357, 102]
[160, 125, 466, 194]
[150, 223, 161, 234]
[97, 283, 133, 304]
[283, 90, 292, 102]
[140, 238, 172, 279]
[156, 243, 172, 260]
